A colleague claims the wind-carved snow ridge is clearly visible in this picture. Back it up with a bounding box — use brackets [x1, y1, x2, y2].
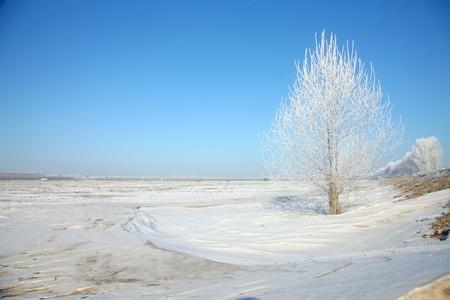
[124, 210, 287, 265]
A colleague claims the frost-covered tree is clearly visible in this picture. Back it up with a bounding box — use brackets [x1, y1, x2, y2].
[262, 31, 403, 214]
[411, 136, 442, 173]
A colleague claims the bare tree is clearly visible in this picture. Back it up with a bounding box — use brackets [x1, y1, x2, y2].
[262, 31, 403, 214]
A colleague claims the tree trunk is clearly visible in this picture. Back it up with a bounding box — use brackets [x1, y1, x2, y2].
[327, 125, 341, 215]
[328, 181, 341, 215]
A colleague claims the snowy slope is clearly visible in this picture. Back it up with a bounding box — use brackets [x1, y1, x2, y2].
[1, 180, 449, 299]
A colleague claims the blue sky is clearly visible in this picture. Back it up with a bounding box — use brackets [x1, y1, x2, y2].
[1, 0, 449, 177]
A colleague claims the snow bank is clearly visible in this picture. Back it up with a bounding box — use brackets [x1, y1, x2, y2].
[1, 179, 449, 299]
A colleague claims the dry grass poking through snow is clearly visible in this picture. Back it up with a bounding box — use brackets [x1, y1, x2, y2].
[388, 174, 450, 200]
[386, 174, 450, 241]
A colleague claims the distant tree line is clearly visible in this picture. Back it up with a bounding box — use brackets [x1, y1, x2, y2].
[0, 172, 75, 180]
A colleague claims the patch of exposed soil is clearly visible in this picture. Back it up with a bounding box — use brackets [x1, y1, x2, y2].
[429, 200, 450, 241]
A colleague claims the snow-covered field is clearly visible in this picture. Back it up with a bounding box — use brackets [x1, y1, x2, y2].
[1, 179, 449, 299]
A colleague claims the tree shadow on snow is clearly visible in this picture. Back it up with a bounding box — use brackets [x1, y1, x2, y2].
[265, 196, 328, 215]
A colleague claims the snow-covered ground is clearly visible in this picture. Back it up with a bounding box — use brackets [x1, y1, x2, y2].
[0, 180, 449, 299]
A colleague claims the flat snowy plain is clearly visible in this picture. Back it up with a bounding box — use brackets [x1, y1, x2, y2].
[1, 179, 449, 299]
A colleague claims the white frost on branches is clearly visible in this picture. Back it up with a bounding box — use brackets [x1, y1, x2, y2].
[376, 136, 443, 177]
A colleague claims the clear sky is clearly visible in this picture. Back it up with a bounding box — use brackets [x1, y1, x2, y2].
[1, 0, 449, 178]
